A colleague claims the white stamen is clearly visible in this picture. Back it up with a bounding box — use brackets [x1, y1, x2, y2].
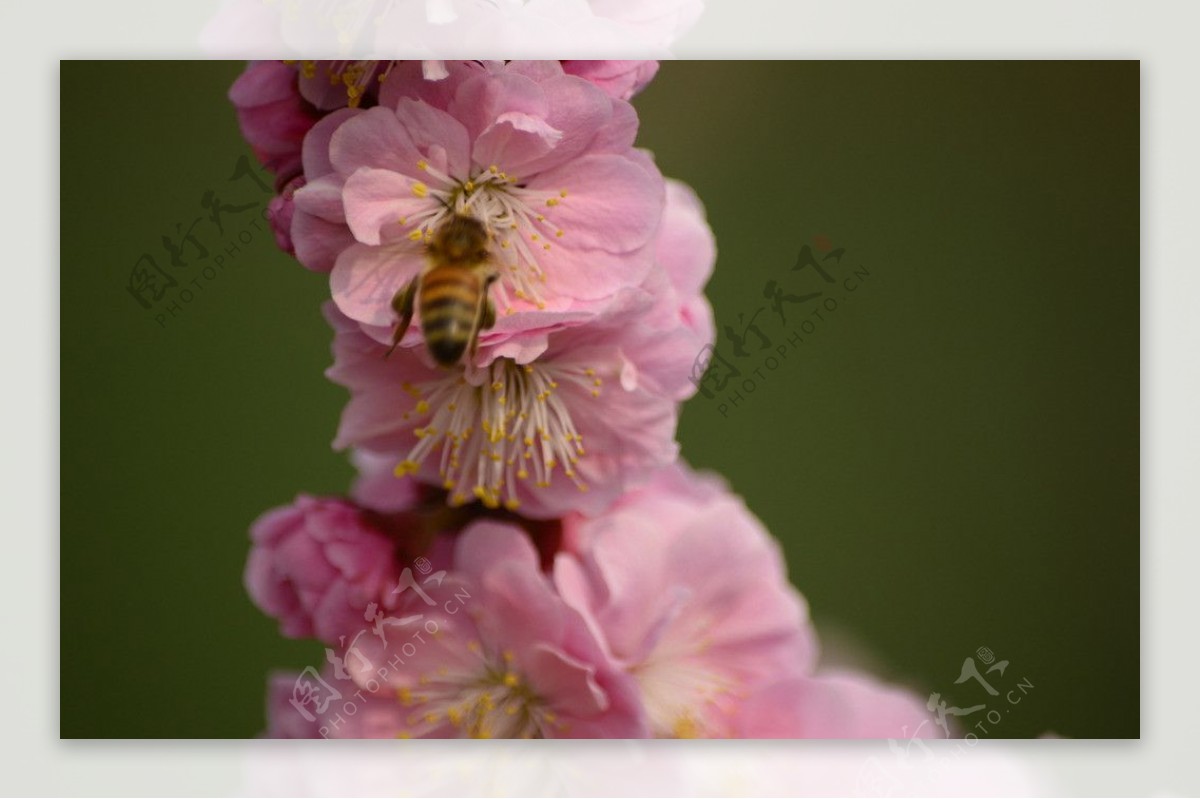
[394, 359, 597, 510]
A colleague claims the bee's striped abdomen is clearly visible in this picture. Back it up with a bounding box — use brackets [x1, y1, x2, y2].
[419, 266, 482, 366]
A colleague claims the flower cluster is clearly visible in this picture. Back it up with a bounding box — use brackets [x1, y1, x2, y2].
[234, 60, 932, 738]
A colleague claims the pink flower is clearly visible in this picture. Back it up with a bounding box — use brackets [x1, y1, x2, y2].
[265, 665, 416, 739]
[561, 60, 659, 101]
[734, 672, 939, 739]
[325, 298, 697, 518]
[264, 671, 321, 738]
[293, 60, 666, 344]
[294, 60, 390, 111]
[266, 175, 304, 255]
[228, 60, 322, 188]
[340, 521, 647, 738]
[554, 463, 819, 737]
[648, 178, 716, 344]
[245, 494, 409, 645]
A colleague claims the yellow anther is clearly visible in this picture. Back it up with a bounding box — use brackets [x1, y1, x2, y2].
[504, 498, 520, 511]
[397, 687, 413, 705]
[673, 715, 700, 739]
[415, 400, 430, 414]
[394, 460, 420, 476]
[546, 198, 558, 207]
[408, 229, 424, 241]
[416, 159, 428, 171]
[412, 182, 429, 198]
[489, 164, 499, 174]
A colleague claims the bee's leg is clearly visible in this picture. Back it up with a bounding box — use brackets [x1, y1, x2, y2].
[466, 299, 490, 364]
[467, 274, 499, 362]
[481, 271, 499, 331]
[386, 280, 416, 358]
[480, 296, 496, 330]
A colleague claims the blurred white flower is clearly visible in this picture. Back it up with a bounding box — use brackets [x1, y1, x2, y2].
[200, 0, 703, 58]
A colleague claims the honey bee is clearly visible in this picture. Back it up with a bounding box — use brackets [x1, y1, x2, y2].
[387, 214, 499, 367]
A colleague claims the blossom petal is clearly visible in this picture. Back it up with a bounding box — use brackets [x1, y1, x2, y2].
[529, 153, 665, 253]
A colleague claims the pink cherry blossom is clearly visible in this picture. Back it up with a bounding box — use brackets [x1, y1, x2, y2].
[265, 665, 415, 739]
[292, 60, 666, 343]
[228, 60, 321, 188]
[245, 494, 408, 645]
[264, 671, 321, 738]
[324, 298, 697, 518]
[265, 175, 304, 255]
[554, 462, 820, 737]
[339, 521, 647, 738]
[561, 60, 660, 101]
[734, 672, 939, 739]
[643, 178, 716, 345]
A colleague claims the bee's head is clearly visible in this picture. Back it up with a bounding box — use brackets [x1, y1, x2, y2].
[430, 214, 490, 266]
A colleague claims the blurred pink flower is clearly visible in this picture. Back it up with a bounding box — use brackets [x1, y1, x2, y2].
[561, 60, 659, 100]
[647, 178, 716, 344]
[734, 672, 938, 739]
[325, 299, 696, 518]
[554, 463, 819, 737]
[245, 494, 407, 645]
[292, 60, 665, 344]
[265, 175, 304, 255]
[228, 60, 321, 188]
[340, 521, 647, 738]
[265, 666, 412, 739]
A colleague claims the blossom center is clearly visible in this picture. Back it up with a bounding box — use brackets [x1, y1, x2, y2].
[289, 60, 396, 107]
[400, 159, 569, 309]
[396, 645, 566, 738]
[394, 358, 600, 510]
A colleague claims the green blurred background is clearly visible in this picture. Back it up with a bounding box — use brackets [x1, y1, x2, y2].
[60, 61, 1138, 738]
